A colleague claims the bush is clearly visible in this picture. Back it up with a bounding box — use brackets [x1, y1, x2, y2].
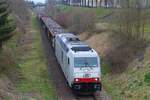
[144, 73, 150, 83]
[107, 0, 150, 73]
[104, 38, 137, 73]
[55, 12, 71, 28]
[0, 49, 20, 82]
[106, 48, 134, 73]
[55, 8, 96, 34]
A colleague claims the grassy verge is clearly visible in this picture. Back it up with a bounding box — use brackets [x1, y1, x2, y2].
[101, 45, 150, 100]
[1, 13, 57, 99]
[80, 24, 150, 100]
[144, 24, 150, 33]
[14, 14, 57, 100]
[102, 63, 150, 100]
[144, 24, 150, 40]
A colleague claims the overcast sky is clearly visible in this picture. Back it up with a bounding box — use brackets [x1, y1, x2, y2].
[32, 0, 45, 3]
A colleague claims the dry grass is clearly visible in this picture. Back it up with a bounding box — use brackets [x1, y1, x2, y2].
[79, 30, 150, 100]
[78, 32, 112, 57]
[15, 14, 57, 100]
[103, 48, 150, 100]
[0, 75, 16, 100]
[0, 14, 57, 100]
[0, 35, 25, 100]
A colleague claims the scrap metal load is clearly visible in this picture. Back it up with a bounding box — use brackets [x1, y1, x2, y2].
[38, 15, 66, 38]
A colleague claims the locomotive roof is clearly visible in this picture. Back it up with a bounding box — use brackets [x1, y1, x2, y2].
[57, 33, 93, 53]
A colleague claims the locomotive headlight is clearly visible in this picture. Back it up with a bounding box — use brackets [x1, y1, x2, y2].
[75, 78, 79, 82]
[94, 78, 99, 81]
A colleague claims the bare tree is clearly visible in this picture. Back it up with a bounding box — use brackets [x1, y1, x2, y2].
[45, 0, 58, 17]
[116, 0, 149, 44]
[8, 0, 29, 33]
[99, 0, 102, 7]
[106, 0, 150, 72]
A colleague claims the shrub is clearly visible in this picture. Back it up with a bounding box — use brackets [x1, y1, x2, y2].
[0, 49, 20, 82]
[55, 12, 71, 28]
[105, 41, 136, 73]
[107, 0, 150, 73]
[144, 73, 150, 83]
[55, 8, 96, 34]
[0, 0, 15, 48]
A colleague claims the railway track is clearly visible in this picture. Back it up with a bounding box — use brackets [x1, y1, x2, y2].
[38, 16, 111, 100]
[40, 22, 97, 100]
[76, 95, 96, 100]
[73, 91, 102, 100]
[39, 20, 76, 100]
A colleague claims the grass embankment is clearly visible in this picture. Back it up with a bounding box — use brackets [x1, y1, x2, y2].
[79, 22, 150, 100]
[0, 31, 20, 99]
[102, 46, 150, 100]
[16, 14, 57, 100]
[57, 5, 111, 18]
[80, 32, 150, 100]
[2, 14, 57, 100]
[82, 31, 150, 100]
[144, 24, 150, 40]
[145, 24, 150, 33]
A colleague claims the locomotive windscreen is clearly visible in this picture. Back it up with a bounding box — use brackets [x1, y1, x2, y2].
[74, 57, 98, 68]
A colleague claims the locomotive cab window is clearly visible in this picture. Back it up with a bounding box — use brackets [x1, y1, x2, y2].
[74, 57, 98, 68]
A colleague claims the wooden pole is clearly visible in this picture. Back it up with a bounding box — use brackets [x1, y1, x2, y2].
[0, 42, 2, 49]
[105, 0, 108, 8]
[88, 0, 89, 7]
[84, 0, 86, 6]
[100, 0, 102, 7]
[96, 0, 98, 7]
[69, 0, 70, 5]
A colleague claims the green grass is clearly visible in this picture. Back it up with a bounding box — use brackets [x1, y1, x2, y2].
[15, 14, 57, 100]
[57, 5, 73, 12]
[102, 52, 150, 100]
[101, 59, 111, 75]
[144, 24, 150, 33]
[144, 72, 150, 83]
[57, 5, 111, 17]
[94, 8, 111, 16]
[1, 13, 57, 100]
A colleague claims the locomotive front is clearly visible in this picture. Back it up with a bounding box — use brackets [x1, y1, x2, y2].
[70, 47, 102, 92]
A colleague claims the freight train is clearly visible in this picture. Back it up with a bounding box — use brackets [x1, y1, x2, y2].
[38, 15, 102, 92]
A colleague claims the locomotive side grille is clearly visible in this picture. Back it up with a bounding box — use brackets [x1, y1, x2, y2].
[71, 46, 92, 52]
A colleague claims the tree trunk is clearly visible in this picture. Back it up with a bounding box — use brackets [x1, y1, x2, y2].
[82, 0, 84, 6]
[68, 0, 70, 5]
[84, 0, 86, 6]
[96, 0, 97, 7]
[100, 0, 102, 7]
[105, 0, 108, 8]
[92, 0, 93, 7]
[0, 41, 2, 49]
